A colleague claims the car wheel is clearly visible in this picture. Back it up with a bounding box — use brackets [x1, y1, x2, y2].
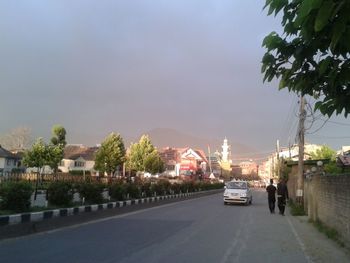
[224, 202, 228, 205]
[249, 198, 252, 205]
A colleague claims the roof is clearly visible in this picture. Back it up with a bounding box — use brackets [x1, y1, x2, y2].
[63, 145, 99, 161]
[0, 145, 16, 158]
[337, 153, 350, 167]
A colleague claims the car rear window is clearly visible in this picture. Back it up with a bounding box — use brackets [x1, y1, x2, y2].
[227, 182, 247, 189]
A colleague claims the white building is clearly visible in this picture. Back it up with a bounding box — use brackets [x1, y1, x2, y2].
[58, 145, 99, 174]
[261, 143, 323, 179]
[0, 145, 22, 173]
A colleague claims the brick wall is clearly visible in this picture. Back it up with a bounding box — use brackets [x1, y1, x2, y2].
[306, 175, 350, 245]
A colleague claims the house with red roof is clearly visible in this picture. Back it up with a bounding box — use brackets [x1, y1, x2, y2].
[159, 147, 208, 179]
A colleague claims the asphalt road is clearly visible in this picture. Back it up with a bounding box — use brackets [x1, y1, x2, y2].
[0, 189, 349, 263]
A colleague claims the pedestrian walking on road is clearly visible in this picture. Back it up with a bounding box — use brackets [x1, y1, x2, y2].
[266, 179, 276, 213]
[277, 179, 289, 216]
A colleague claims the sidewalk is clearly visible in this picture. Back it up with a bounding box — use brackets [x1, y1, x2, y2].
[287, 210, 350, 263]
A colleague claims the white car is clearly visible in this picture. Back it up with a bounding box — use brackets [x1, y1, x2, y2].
[223, 181, 252, 205]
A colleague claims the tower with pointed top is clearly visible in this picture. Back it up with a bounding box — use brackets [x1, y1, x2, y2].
[219, 137, 232, 176]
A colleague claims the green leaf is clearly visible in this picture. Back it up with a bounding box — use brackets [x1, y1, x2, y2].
[319, 57, 331, 75]
[314, 101, 323, 111]
[274, 0, 288, 16]
[314, 1, 335, 32]
[263, 0, 273, 10]
[330, 18, 346, 51]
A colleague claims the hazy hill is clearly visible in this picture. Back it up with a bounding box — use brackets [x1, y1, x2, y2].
[127, 128, 255, 155]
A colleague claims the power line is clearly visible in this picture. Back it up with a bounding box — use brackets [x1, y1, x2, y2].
[308, 134, 350, 139]
[321, 119, 350, 126]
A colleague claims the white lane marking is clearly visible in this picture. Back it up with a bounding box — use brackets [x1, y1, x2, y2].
[287, 216, 314, 263]
[220, 227, 242, 263]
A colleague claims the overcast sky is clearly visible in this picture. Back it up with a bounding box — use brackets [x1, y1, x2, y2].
[0, 0, 349, 156]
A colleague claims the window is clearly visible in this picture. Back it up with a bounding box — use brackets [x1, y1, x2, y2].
[6, 159, 12, 166]
[74, 161, 85, 167]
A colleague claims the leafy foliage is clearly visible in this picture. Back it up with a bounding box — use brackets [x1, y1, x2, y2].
[22, 138, 64, 172]
[94, 133, 126, 176]
[310, 145, 337, 160]
[144, 151, 165, 174]
[0, 181, 33, 212]
[50, 125, 67, 147]
[262, 0, 350, 117]
[47, 181, 73, 206]
[76, 182, 105, 204]
[108, 182, 126, 201]
[127, 135, 164, 173]
[22, 138, 49, 171]
[324, 161, 343, 174]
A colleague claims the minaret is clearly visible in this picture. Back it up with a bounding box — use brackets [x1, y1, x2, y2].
[221, 137, 230, 162]
[220, 137, 232, 174]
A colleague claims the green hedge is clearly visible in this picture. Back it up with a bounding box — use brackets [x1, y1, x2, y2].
[0, 181, 33, 212]
[108, 183, 126, 201]
[48, 181, 73, 207]
[76, 182, 105, 204]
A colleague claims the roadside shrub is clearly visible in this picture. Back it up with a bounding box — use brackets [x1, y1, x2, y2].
[125, 183, 141, 199]
[0, 181, 33, 212]
[47, 181, 73, 207]
[141, 182, 152, 197]
[109, 182, 126, 201]
[180, 181, 196, 192]
[288, 199, 306, 216]
[170, 183, 181, 194]
[76, 182, 105, 204]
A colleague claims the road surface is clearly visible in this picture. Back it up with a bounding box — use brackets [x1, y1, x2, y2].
[0, 189, 349, 263]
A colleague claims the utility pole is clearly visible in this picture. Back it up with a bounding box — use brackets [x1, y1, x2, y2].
[297, 95, 306, 205]
[276, 139, 280, 179]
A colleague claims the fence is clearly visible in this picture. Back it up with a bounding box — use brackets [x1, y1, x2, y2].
[0, 172, 120, 185]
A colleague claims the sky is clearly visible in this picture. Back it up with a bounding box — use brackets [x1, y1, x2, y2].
[0, 0, 349, 156]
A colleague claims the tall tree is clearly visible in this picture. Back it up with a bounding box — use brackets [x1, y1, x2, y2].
[22, 138, 63, 172]
[144, 151, 165, 174]
[127, 135, 158, 173]
[94, 133, 126, 176]
[50, 125, 67, 173]
[262, 0, 350, 117]
[51, 125, 67, 146]
[22, 138, 48, 174]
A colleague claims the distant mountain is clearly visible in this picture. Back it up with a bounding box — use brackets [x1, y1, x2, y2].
[128, 128, 255, 155]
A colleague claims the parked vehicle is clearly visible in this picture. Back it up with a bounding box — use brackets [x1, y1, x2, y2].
[223, 180, 252, 205]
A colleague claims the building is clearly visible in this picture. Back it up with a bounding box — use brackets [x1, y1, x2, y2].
[159, 147, 208, 179]
[261, 143, 324, 179]
[58, 145, 99, 174]
[0, 145, 23, 173]
[239, 161, 258, 175]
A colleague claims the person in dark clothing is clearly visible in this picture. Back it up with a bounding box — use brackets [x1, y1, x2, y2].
[266, 179, 276, 213]
[277, 179, 289, 215]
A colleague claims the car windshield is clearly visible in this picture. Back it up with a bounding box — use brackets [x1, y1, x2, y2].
[227, 181, 247, 189]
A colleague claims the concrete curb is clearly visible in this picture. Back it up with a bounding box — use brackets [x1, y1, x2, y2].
[0, 190, 220, 226]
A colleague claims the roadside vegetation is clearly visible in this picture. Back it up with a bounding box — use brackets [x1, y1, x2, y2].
[288, 199, 306, 216]
[309, 219, 345, 247]
[0, 179, 224, 215]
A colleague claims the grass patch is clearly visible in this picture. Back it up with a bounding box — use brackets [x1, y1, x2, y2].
[310, 219, 345, 247]
[288, 199, 306, 216]
[0, 210, 13, 216]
